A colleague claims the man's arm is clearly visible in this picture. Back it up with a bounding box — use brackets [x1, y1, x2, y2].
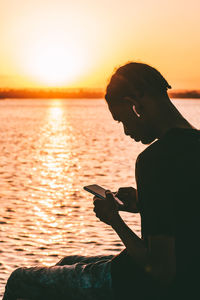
[147, 235, 176, 285]
[110, 213, 147, 265]
[93, 191, 176, 286]
[115, 187, 139, 213]
[110, 214, 176, 284]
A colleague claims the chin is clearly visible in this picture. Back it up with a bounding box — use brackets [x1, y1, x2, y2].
[141, 140, 152, 145]
[141, 136, 156, 145]
[130, 133, 156, 144]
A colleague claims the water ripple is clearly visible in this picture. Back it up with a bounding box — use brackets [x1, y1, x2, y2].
[0, 98, 199, 296]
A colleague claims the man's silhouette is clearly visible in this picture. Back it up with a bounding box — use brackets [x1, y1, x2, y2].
[94, 62, 200, 299]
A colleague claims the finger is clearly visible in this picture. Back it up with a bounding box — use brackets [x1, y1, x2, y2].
[93, 199, 104, 209]
[118, 187, 132, 192]
[93, 196, 102, 201]
[117, 188, 126, 196]
[105, 190, 115, 201]
[94, 206, 102, 215]
[93, 197, 104, 205]
[117, 187, 133, 196]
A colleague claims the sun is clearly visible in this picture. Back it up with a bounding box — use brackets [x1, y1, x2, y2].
[25, 40, 87, 87]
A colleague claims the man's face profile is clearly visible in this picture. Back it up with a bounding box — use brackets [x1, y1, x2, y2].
[108, 99, 157, 145]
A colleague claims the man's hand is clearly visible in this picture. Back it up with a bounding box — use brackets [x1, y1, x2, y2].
[93, 190, 121, 226]
[115, 187, 139, 213]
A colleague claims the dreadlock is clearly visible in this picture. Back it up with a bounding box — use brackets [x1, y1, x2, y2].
[105, 62, 171, 105]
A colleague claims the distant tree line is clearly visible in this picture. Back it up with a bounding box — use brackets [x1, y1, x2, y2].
[0, 88, 104, 99]
[0, 88, 200, 99]
[169, 90, 200, 99]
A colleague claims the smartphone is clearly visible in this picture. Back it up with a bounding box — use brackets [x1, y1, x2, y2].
[83, 184, 124, 206]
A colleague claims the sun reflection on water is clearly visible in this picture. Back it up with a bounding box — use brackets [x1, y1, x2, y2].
[29, 100, 79, 246]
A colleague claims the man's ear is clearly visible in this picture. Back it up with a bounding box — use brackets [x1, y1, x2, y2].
[124, 96, 142, 117]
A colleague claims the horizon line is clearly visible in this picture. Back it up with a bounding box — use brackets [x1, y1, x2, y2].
[1, 88, 200, 99]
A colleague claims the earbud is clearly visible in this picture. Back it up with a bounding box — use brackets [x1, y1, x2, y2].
[132, 105, 140, 117]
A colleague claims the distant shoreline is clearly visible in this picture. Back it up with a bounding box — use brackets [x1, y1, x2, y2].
[0, 88, 104, 100]
[0, 88, 200, 99]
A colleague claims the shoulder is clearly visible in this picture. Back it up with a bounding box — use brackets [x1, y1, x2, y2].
[136, 139, 160, 168]
[137, 128, 200, 167]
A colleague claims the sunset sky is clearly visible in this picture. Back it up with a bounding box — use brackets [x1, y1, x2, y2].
[0, 0, 200, 89]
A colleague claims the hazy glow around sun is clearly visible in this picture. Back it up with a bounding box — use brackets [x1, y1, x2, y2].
[24, 39, 87, 86]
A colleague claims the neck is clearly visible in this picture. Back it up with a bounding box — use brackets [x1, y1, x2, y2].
[154, 101, 195, 139]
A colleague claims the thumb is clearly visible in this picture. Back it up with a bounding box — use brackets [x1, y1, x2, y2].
[105, 190, 114, 202]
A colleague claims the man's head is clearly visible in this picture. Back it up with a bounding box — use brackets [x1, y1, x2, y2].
[105, 62, 172, 144]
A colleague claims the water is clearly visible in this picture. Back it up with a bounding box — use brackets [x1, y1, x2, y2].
[0, 98, 199, 296]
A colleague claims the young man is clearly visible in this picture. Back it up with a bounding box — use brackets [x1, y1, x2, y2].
[93, 62, 200, 299]
[3, 63, 200, 300]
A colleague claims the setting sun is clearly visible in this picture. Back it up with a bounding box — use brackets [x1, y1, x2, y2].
[24, 40, 87, 86]
[0, 0, 200, 89]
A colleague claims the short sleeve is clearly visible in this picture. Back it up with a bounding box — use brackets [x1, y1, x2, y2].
[136, 151, 176, 237]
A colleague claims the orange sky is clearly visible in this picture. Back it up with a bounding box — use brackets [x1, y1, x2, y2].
[0, 0, 200, 89]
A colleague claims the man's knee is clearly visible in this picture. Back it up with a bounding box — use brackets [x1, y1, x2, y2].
[7, 267, 25, 285]
[3, 268, 26, 300]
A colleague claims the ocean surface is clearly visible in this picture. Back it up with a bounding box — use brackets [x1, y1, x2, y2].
[0, 98, 200, 296]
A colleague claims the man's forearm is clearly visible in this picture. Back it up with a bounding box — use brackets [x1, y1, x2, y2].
[111, 214, 147, 267]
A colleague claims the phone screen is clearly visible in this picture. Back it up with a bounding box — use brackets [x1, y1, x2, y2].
[83, 184, 106, 200]
[83, 184, 124, 206]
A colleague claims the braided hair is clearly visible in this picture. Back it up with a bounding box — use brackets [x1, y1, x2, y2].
[105, 62, 171, 105]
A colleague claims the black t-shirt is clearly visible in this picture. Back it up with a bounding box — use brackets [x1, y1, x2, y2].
[111, 128, 200, 299]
